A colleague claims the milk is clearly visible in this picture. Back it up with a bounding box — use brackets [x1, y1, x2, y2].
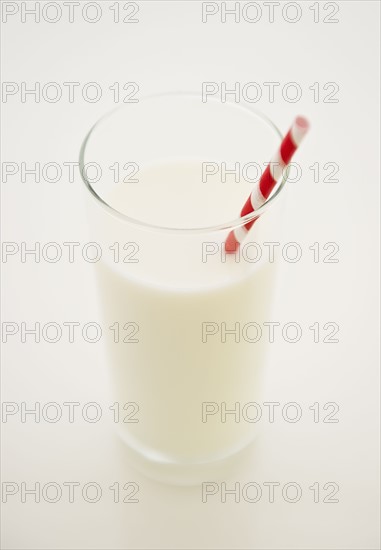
[93, 161, 279, 464]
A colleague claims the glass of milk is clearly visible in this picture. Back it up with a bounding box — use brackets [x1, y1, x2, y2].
[79, 93, 288, 476]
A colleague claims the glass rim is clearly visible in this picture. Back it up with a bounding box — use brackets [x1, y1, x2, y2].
[79, 91, 288, 235]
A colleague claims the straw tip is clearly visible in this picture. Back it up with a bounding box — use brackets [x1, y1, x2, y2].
[295, 116, 310, 131]
[225, 231, 240, 254]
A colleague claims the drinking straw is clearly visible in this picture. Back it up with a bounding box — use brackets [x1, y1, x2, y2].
[225, 116, 310, 253]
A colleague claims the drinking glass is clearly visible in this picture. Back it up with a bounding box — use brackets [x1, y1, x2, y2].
[79, 92, 288, 478]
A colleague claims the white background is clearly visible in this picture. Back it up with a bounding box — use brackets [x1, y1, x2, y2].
[1, 1, 380, 549]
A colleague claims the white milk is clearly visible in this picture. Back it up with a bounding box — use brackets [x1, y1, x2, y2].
[94, 161, 279, 465]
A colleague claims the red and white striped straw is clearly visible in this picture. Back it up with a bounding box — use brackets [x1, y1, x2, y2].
[225, 116, 310, 253]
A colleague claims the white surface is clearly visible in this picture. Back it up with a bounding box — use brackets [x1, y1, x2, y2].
[1, 1, 380, 549]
